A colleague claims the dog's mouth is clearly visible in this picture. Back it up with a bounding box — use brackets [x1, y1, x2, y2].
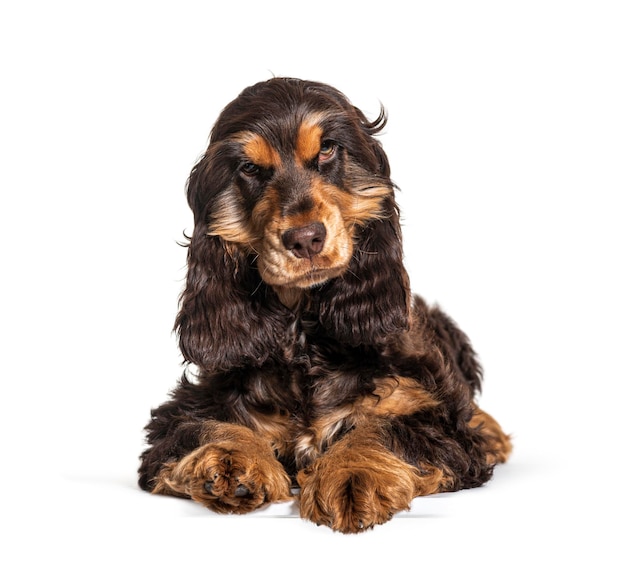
[286, 265, 346, 288]
[269, 264, 345, 309]
[260, 259, 346, 289]
[256, 221, 353, 289]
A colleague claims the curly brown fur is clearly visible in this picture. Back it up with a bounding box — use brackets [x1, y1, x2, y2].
[138, 77, 511, 533]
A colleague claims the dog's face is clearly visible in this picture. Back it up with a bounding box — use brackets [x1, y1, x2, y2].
[190, 78, 394, 292]
[178, 78, 410, 369]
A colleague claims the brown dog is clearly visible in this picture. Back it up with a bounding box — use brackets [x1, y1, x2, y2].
[138, 78, 511, 533]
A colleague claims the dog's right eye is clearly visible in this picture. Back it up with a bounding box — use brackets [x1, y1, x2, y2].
[240, 162, 260, 177]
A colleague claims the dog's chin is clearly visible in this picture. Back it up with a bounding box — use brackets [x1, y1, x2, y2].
[263, 266, 344, 308]
[293, 267, 346, 288]
[265, 266, 344, 290]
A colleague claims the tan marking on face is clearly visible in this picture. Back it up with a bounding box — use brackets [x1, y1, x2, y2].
[252, 180, 354, 288]
[238, 132, 281, 168]
[208, 124, 394, 288]
[295, 112, 328, 164]
[296, 121, 323, 164]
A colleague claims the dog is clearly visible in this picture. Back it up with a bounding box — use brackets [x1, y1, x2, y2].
[138, 77, 511, 533]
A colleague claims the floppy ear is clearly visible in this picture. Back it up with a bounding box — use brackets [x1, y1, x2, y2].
[174, 152, 290, 372]
[317, 195, 411, 346]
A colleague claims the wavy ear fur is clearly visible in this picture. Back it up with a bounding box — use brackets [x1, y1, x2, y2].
[175, 154, 291, 373]
[317, 194, 411, 346]
[316, 104, 410, 346]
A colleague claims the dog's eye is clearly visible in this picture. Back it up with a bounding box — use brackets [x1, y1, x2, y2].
[240, 162, 260, 177]
[318, 140, 337, 163]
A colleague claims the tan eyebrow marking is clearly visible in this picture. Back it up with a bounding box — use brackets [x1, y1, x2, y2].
[235, 132, 282, 168]
[296, 121, 323, 164]
[295, 111, 332, 165]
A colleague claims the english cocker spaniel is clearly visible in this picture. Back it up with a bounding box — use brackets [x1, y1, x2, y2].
[138, 77, 511, 533]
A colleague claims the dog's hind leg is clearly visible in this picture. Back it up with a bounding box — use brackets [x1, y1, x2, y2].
[469, 406, 513, 465]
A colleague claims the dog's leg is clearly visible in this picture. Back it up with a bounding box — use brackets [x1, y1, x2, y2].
[297, 420, 452, 533]
[469, 406, 513, 465]
[151, 420, 292, 513]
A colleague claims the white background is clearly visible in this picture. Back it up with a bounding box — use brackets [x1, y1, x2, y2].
[1, 1, 624, 569]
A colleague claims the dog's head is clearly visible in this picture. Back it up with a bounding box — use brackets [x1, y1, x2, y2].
[177, 78, 410, 371]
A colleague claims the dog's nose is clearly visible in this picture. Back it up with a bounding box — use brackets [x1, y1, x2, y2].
[281, 222, 327, 259]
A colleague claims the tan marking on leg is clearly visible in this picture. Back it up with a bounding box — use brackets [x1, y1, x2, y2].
[243, 410, 296, 459]
[297, 421, 451, 533]
[363, 376, 440, 416]
[294, 376, 439, 467]
[151, 421, 292, 513]
[470, 406, 512, 464]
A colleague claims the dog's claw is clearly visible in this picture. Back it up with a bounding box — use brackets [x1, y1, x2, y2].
[234, 484, 250, 497]
[204, 481, 250, 498]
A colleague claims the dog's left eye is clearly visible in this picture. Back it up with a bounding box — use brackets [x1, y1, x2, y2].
[240, 162, 260, 177]
[318, 140, 337, 163]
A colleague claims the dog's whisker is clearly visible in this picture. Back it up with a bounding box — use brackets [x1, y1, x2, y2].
[250, 279, 264, 296]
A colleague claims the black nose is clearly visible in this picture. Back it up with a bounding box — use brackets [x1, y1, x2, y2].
[281, 222, 327, 259]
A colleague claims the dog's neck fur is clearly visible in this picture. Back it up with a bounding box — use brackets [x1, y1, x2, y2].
[272, 285, 306, 310]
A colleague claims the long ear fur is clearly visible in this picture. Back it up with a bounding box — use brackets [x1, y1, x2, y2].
[317, 194, 411, 346]
[316, 101, 410, 346]
[175, 153, 291, 372]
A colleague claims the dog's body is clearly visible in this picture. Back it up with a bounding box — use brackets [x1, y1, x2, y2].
[138, 78, 511, 533]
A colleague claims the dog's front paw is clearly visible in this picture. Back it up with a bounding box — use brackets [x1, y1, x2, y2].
[155, 437, 292, 514]
[297, 444, 426, 533]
